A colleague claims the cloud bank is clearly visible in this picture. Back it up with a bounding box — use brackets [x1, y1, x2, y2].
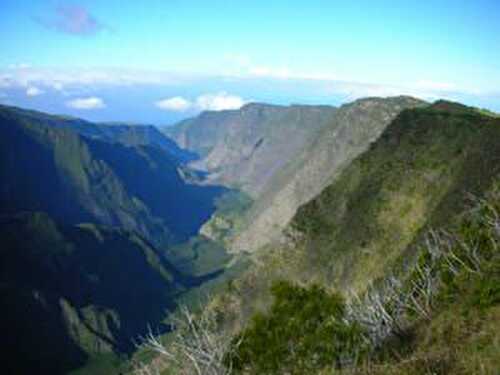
[66, 97, 105, 109]
[1, 65, 498, 114]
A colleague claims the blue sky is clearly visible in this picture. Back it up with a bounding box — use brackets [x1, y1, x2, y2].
[1, 0, 499, 123]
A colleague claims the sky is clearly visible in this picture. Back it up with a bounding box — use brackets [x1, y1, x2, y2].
[1, 0, 499, 124]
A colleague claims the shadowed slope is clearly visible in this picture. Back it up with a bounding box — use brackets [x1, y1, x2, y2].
[0, 212, 185, 374]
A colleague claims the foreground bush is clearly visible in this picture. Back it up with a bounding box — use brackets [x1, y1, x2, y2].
[228, 281, 364, 374]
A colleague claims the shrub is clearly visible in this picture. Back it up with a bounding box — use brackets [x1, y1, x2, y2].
[228, 281, 364, 374]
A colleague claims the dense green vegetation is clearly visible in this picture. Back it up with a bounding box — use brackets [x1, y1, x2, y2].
[229, 281, 364, 374]
[205, 182, 500, 375]
[350, 186, 500, 374]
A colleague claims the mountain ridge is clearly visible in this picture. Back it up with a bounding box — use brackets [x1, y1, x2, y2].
[0, 104, 196, 162]
[162, 102, 339, 197]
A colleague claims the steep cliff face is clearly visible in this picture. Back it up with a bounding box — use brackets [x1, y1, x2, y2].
[0, 105, 227, 247]
[228, 96, 426, 252]
[163, 103, 338, 197]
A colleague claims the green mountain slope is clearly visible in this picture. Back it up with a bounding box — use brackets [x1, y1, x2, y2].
[163, 103, 338, 197]
[0, 105, 227, 246]
[0, 212, 186, 374]
[225, 180, 500, 375]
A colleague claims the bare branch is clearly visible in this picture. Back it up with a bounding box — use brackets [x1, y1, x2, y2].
[137, 303, 239, 375]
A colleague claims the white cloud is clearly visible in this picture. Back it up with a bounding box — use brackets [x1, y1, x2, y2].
[195, 92, 245, 111]
[0, 64, 494, 111]
[156, 92, 246, 112]
[0, 67, 193, 89]
[155, 96, 192, 111]
[0, 65, 485, 100]
[26, 86, 44, 97]
[66, 96, 105, 109]
[225, 57, 484, 99]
